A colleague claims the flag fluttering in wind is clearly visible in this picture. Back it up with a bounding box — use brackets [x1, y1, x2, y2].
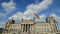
[34, 12, 40, 19]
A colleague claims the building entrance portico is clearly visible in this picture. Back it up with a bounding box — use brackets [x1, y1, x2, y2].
[21, 20, 34, 33]
[21, 24, 33, 33]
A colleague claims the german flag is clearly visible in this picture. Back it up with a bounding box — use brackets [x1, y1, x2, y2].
[34, 12, 40, 19]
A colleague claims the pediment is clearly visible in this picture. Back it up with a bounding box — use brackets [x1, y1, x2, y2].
[21, 20, 34, 24]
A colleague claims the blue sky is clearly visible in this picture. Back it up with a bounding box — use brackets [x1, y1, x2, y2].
[0, 0, 60, 28]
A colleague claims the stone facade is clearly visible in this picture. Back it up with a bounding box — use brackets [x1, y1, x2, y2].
[2, 17, 60, 34]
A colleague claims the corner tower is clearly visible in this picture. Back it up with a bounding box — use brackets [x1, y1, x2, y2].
[5, 18, 15, 31]
[46, 17, 58, 32]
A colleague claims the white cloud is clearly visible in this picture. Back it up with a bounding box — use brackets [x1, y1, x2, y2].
[0, 0, 16, 18]
[0, 13, 5, 17]
[9, 12, 46, 22]
[50, 13, 60, 22]
[24, 0, 52, 16]
[39, 15, 45, 19]
[9, 12, 24, 23]
[2, 0, 53, 20]
[9, 0, 53, 22]
[9, 12, 24, 19]
[1, 0, 16, 12]
[49, 13, 56, 17]
[9, 12, 34, 23]
[9, 12, 33, 20]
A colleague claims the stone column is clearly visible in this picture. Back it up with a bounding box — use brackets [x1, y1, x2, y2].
[28, 24, 30, 34]
[31, 24, 33, 33]
[22, 24, 23, 32]
[21, 25, 23, 32]
[26, 24, 28, 32]
[21, 24, 22, 32]
[23, 24, 25, 32]
[24, 24, 26, 32]
[30, 24, 31, 32]
[21, 24, 24, 32]
[27, 24, 28, 32]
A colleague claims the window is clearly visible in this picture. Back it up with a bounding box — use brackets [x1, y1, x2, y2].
[51, 24, 54, 28]
[35, 26, 40, 32]
[42, 28, 43, 31]
[44, 28, 49, 31]
[47, 28, 49, 31]
[41, 28, 47, 31]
